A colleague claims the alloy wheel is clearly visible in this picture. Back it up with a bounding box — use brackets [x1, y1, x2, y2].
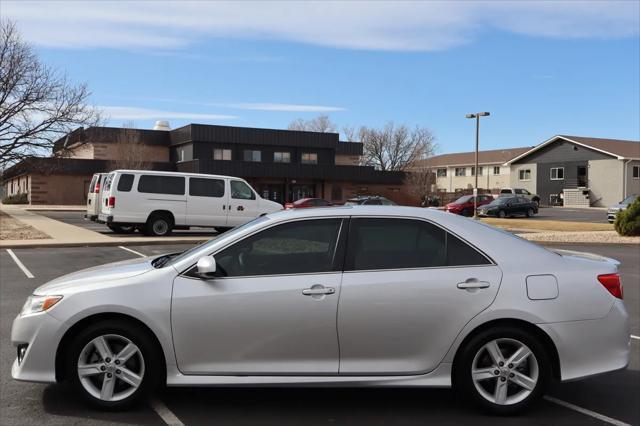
[471, 338, 538, 405]
[77, 334, 145, 402]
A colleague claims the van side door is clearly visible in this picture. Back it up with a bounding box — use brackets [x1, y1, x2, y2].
[187, 177, 229, 227]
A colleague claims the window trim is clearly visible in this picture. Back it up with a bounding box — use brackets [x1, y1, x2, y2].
[550, 167, 565, 181]
[243, 149, 262, 162]
[632, 165, 640, 179]
[273, 151, 291, 163]
[213, 148, 232, 161]
[181, 217, 347, 279]
[518, 169, 531, 181]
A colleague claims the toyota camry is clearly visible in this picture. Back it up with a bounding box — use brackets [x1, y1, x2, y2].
[11, 206, 629, 414]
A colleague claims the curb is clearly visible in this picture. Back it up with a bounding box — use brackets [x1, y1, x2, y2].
[0, 238, 210, 249]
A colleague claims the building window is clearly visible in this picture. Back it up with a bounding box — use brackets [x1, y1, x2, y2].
[470, 166, 483, 176]
[455, 167, 466, 177]
[519, 169, 531, 181]
[436, 168, 447, 177]
[179, 148, 185, 162]
[214, 149, 232, 161]
[550, 167, 564, 180]
[633, 165, 640, 179]
[493, 166, 500, 175]
[301, 152, 318, 164]
[274, 152, 291, 163]
[243, 150, 261, 162]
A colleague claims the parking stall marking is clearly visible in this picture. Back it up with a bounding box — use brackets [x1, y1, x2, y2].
[150, 399, 185, 426]
[118, 246, 147, 258]
[6, 249, 34, 278]
[544, 396, 631, 426]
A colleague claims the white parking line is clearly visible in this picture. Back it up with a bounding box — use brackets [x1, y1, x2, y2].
[631, 335, 639, 341]
[6, 249, 34, 279]
[150, 399, 184, 426]
[544, 396, 631, 426]
[118, 246, 147, 258]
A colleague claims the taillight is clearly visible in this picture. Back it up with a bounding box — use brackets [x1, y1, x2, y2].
[597, 274, 623, 299]
[108, 196, 115, 208]
[93, 182, 101, 193]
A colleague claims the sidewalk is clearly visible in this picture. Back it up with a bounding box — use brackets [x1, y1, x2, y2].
[0, 206, 209, 248]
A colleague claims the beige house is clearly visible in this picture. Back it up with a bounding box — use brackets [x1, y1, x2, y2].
[419, 147, 531, 193]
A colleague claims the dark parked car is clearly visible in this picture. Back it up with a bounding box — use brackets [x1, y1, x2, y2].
[284, 198, 332, 210]
[445, 194, 494, 216]
[477, 196, 538, 218]
[344, 196, 397, 206]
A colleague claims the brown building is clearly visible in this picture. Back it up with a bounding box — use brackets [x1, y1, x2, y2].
[2, 124, 408, 205]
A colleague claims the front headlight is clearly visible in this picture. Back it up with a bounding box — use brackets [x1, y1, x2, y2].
[20, 295, 63, 316]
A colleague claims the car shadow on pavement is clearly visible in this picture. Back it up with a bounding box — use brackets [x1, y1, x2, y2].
[41, 384, 160, 425]
[157, 387, 598, 425]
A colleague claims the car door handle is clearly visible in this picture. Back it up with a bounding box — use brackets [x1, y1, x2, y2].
[457, 279, 490, 289]
[302, 286, 335, 296]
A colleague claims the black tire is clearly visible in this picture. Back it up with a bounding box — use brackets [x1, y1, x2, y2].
[145, 213, 173, 237]
[64, 319, 162, 410]
[108, 225, 136, 234]
[461, 208, 471, 217]
[498, 210, 506, 219]
[526, 208, 534, 218]
[453, 326, 551, 415]
[532, 199, 540, 208]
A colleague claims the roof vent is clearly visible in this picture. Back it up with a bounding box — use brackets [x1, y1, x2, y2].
[153, 120, 171, 131]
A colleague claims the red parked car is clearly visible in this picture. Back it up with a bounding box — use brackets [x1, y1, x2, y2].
[284, 198, 332, 210]
[445, 194, 494, 216]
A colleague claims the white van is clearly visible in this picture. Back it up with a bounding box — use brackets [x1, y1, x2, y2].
[97, 170, 283, 236]
[84, 173, 108, 221]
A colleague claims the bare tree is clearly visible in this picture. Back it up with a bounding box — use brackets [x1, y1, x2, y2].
[360, 122, 436, 171]
[110, 122, 150, 170]
[0, 20, 101, 168]
[405, 165, 436, 206]
[287, 115, 337, 133]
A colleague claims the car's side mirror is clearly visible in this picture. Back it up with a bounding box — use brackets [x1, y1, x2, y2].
[195, 256, 217, 279]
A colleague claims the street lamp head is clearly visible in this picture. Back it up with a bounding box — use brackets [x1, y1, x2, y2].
[478, 112, 491, 117]
[465, 114, 476, 119]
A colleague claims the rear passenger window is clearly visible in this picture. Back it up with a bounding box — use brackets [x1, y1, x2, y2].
[190, 178, 224, 198]
[117, 174, 134, 192]
[138, 175, 185, 195]
[345, 218, 490, 271]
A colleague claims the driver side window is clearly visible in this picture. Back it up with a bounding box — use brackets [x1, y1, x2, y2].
[231, 180, 256, 200]
[214, 219, 343, 277]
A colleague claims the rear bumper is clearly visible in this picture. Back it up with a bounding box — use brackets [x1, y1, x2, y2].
[97, 214, 113, 224]
[83, 214, 97, 221]
[538, 300, 630, 381]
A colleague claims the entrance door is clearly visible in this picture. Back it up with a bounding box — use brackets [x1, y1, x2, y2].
[171, 218, 345, 374]
[577, 166, 588, 187]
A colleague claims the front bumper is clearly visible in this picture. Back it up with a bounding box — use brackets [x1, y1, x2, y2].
[538, 299, 630, 381]
[11, 311, 62, 383]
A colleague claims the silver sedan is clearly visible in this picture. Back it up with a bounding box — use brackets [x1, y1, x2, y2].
[11, 206, 629, 414]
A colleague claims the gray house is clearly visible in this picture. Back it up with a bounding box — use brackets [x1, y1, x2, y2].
[506, 135, 640, 207]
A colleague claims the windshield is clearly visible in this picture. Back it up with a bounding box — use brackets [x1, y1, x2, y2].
[453, 195, 473, 204]
[622, 195, 638, 204]
[161, 215, 271, 267]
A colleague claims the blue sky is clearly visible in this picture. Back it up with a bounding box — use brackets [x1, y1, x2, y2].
[4, 1, 639, 154]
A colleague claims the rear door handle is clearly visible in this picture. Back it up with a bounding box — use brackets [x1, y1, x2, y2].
[302, 286, 335, 296]
[457, 279, 490, 290]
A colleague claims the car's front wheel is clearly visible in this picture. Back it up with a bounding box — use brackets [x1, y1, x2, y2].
[65, 320, 161, 409]
[498, 210, 506, 218]
[454, 326, 550, 414]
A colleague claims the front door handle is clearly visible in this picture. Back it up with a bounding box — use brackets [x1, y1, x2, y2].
[302, 285, 335, 296]
[457, 279, 490, 290]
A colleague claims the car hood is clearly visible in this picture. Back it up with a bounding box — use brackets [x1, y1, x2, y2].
[35, 256, 155, 295]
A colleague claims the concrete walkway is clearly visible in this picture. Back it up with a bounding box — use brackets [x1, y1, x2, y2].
[0, 206, 209, 248]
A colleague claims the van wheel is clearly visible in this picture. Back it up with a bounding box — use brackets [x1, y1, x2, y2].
[145, 214, 173, 237]
[108, 225, 136, 234]
[453, 326, 550, 414]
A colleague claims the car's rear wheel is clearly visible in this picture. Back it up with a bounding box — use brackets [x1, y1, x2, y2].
[526, 208, 534, 218]
[461, 208, 471, 217]
[145, 214, 173, 236]
[65, 320, 161, 410]
[498, 210, 506, 219]
[454, 326, 550, 414]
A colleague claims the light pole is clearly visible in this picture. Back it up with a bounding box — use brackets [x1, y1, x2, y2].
[465, 112, 490, 218]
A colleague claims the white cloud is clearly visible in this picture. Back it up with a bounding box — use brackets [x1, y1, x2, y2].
[100, 106, 238, 121]
[3, 1, 638, 51]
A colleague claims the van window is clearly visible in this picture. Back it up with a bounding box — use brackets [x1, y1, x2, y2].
[117, 174, 135, 192]
[103, 173, 115, 191]
[138, 175, 185, 195]
[189, 178, 224, 198]
[89, 175, 98, 193]
[230, 181, 256, 200]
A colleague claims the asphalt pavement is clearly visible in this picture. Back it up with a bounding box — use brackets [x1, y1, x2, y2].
[0, 242, 638, 425]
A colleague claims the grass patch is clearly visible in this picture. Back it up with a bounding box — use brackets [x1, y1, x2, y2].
[0, 210, 50, 240]
[480, 217, 613, 232]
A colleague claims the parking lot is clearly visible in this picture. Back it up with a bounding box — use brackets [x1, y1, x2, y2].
[1, 242, 638, 425]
